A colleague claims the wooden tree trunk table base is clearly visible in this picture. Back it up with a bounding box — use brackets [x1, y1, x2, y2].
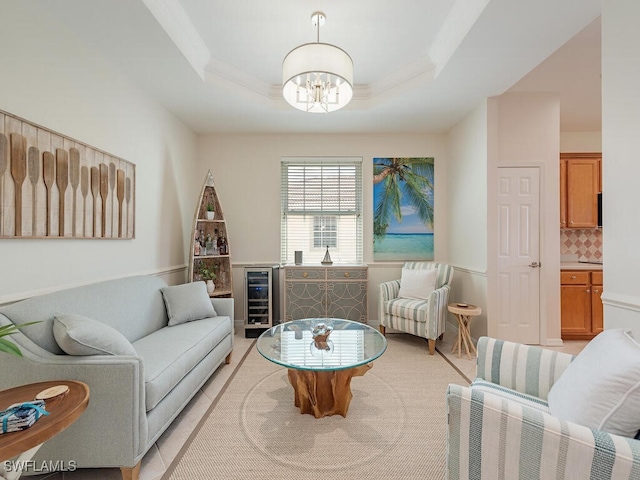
[287, 363, 372, 418]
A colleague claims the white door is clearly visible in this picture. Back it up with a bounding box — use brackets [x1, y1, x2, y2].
[496, 167, 540, 344]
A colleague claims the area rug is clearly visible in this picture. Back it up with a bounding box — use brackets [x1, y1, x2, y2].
[165, 334, 470, 480]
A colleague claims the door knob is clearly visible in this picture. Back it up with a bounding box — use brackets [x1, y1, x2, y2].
[529, 262, 541, 268]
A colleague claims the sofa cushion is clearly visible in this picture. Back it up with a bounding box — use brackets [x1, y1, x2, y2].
[160, 282, 217, 327]
[471, 379, 551, 414]
[384, 298, 429, 323]
[398, 267, 437, 300]
[547, 329, 640, 438]
[53, 314, 137, 356]
[133, 315, 232, 411]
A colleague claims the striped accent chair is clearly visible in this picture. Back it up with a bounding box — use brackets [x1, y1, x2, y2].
[378, 262, 453, 355]
[446, 337, 640, 479]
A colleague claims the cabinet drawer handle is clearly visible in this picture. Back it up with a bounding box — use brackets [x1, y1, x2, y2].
[571, 275, 576, 279]
[302, 272, 308, 278]
[586, 289, 590, 293]
[344, 272, 350, 278]
[593, 289, 600, 293]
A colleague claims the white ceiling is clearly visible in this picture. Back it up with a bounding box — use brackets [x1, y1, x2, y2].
[33, 0, 602, 134]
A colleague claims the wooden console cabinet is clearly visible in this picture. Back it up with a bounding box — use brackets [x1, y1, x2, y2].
[561, 270, 603, 340]
[283, 265, 368, 323]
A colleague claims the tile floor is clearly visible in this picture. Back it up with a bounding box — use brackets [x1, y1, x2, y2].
[38, 326, 588, 480]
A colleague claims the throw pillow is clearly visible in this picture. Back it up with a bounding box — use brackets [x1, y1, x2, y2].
[547, 329, 640, 437]
[53, 314, 137, 356]
[398, 268, 437, 300]
[161, 282, 217, 327]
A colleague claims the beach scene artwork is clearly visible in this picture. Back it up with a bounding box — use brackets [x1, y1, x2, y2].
[373, 157, 434, 261]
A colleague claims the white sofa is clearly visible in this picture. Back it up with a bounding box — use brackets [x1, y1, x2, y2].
[0, 276, 234, 479]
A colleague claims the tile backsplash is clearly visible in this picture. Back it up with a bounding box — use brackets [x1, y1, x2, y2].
[561, 228, 603, 262]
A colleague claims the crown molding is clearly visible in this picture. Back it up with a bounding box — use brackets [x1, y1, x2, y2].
[429, 0, 491, 77]
[142, 0, 211, 80]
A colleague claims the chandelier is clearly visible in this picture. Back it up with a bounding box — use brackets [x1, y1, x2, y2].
[282, 12, 353, 113]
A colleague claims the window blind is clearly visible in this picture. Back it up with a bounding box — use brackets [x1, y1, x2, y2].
[281, 330, 365, 368]
[281, 157, 363, 264]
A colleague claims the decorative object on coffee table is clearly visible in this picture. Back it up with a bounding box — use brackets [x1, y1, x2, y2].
[311, 322, 333, 350]
[257, 318, 387, 418]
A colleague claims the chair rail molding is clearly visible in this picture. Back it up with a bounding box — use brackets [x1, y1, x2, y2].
[0, 264, 188, 306]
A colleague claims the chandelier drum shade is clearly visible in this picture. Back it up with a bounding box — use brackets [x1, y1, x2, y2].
[282, 12, 353, 113]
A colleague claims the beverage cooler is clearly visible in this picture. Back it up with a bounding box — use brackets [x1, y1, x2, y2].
[244, 266, 280, 338]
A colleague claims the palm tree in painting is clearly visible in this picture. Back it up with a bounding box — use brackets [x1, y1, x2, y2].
[373, 157, 434, 239]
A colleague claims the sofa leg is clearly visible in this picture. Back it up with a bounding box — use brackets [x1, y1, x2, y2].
[379, 325, 386, 336]
[121, 462, 141, 480]
[428, 339, 436, 356]
[439, 333, 444, 340]
[225, 351, 232, 364]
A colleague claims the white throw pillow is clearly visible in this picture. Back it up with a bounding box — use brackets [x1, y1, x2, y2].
[53, 314, 137, 356]
[547, 329, 640, 438]
[397, 268, 437, 300]
[161, 282, 217, 327]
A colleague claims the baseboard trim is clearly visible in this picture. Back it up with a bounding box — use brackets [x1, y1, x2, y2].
[0, 264, 188, 305]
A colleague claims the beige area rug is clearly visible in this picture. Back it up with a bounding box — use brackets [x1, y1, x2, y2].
[166, 334, 470, 480]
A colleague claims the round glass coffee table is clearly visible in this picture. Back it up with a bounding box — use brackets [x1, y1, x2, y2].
[257, 318, 387, 418]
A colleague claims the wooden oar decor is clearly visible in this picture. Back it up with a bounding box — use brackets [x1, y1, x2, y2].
[0, 133, 7, 236]
[90, 166, 99, 238]
[43, 152, 55, 237]
[80, 166, 89, 237]
[10, 134, 27, 236]
[69, 148, 80, 237]
[0, 109, 135, 239]
[56, 149, 69, 237]
[28, 146, 40, 236]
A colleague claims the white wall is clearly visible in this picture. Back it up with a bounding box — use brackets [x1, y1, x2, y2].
[601, 0, 640, 337]
[0, 2, 196, 302]
[196, 133, 447, 324]
[487, 92, 562, 345]
[560, 132, 602, 152]
[445, 101, 489, 338]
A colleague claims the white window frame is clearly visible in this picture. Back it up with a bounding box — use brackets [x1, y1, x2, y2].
[281, 157, 363, 265]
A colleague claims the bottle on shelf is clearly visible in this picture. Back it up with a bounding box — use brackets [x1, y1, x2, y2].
[194, 232, 200, 256]
[219, 235, 228, 255]
[205, 233, 214, 255]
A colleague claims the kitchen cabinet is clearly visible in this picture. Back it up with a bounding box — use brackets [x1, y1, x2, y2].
[591, 271, 604, 334]
[561, 270, 603, 340]
[283, 265, 368, 323]
[560, 153, 601, 229]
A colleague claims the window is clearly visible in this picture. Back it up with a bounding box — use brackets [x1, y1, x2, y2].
[313, 216, 337, 248]
[281, 157, 363, 264]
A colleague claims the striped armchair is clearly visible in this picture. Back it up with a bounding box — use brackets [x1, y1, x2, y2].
[447, 337, 640, 479]
[378, 262, 453, 355]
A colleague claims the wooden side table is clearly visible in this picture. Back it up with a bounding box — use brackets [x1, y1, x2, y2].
[447, 303, 481, 359]
[0, 380, 89, 480]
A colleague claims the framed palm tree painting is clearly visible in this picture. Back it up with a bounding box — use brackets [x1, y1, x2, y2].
[373, 157, 434, 261]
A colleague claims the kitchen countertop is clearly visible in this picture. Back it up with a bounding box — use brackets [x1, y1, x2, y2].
[561, 262, 603, 271]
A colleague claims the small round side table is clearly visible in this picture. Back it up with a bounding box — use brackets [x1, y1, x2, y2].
[447, 303, 481, 359]
[0, 380, 89, 480]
